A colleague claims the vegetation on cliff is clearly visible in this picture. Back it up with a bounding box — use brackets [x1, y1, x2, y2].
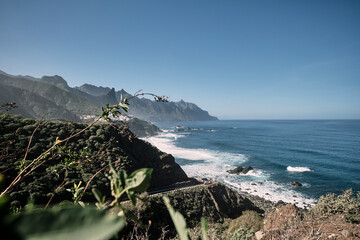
[0, 113, 187, 208]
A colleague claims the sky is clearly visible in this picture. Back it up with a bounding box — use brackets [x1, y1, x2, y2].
[0, 0, 359, 119]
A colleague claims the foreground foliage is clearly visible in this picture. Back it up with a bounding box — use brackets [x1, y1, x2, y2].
[309, 189, 360, 223]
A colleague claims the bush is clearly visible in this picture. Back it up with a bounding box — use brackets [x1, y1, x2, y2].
[227, 210, 263, 233]
[309, 189, 360, 223]
[228, 226, 254, 240]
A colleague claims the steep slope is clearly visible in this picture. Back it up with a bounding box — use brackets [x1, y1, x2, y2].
[121, 183, 263, 238]
[0, 113, 188, 207]
[125, 117, 161, 137]
[0, 73, 100, 115]
[0, 83, 79, 121]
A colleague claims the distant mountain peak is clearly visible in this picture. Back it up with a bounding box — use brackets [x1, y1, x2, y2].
[40, 75, 70, 90]
[105, 88, 116, 98]
[75, 83, 111, 96]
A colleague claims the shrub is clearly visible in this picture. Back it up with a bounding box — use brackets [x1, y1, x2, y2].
[228, 226, 254, 240]
[309, 189, 360, 223]
[227, 210, 263, 233]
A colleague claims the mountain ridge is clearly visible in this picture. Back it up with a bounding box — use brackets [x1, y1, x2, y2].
[77, 83, 218, 122]
[0, 70, 218, 122]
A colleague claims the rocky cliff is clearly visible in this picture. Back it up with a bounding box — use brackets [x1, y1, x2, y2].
[121, 182, 263, 238]
[0, 113, 188, 207]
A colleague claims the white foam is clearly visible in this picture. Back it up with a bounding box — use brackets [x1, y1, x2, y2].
[287, 166, 312, 172]
[144, 132, 247, 163]
[241, 169, 265, 177]
[144, 132, 316, 209]
[224, 179, 316, 209]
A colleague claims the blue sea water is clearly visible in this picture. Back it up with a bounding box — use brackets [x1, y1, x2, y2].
[145, 120, 360, 208]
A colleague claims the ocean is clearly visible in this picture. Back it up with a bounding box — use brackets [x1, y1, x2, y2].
[144, 120, 360, 208]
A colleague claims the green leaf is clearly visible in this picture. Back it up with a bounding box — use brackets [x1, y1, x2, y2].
[12, 205, 125, 240]
[125, 168, 153, 193]
[126, 190, 136, 205]
[108, 160, 118, 178]
[201, 217, 208, 240]
[163, 196, 190, 240]
[78, 201, 85, 208]
[91, 189, 103, 203]
[119, 169, 127, 187]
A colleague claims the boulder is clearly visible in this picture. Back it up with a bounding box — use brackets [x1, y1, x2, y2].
[242, 165, 253, 174]
[291, 181, 302, 187]
[227, 165, 253, 174]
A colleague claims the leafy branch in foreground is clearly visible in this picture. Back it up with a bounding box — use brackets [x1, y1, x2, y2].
[0, 162, 154, 240]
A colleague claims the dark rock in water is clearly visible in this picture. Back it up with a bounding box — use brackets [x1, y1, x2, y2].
[242, 166, 253, 174]
[275, 200, 285, 207]
[227, 166, 243, 174]
[175, 125, 184, 131]
[227, 165, 253, 174]
[291, 181, 302, 187]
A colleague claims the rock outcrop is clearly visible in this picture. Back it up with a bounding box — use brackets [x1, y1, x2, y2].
[227, 165, 253, 174]
[125, 117, 161, 137]
[291, 181, 302, 187]
[125, 182, 263, 239]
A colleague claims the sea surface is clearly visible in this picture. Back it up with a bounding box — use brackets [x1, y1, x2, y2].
[144, 120, 360, 208]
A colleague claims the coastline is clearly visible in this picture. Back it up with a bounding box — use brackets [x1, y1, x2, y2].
[142, 127, 317, 209]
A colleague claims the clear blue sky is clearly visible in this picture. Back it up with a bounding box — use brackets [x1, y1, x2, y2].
[1, 0, 359, 119]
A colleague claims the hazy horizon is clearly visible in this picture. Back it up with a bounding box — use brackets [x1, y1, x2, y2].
[1, 0, 359, 120]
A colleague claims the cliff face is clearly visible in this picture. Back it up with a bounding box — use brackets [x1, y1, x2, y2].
[123, 183, 263, 238]
[125, 117, 161, 137]
[0, 114, 188, 207]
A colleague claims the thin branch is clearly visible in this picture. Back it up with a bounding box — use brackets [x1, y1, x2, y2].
[45, 178, 68, 209]
[79, 165, 108, 201]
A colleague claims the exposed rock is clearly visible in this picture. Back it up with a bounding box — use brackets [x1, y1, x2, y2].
[125, 117, 161, 137]
[341, 229, 353, 237]
[263, 204, 303, 232]
[255, 230, 264, 240]
[242, 193, 277, 213]
[206, 183, 263, 218]
[275, 200, 285, 207]
[227, 165, 253, 174]
[291, 181, 302, 187]
[260, 205, 360, 240]
[175, 125, 184, 131]
[123, 183, 264, 239]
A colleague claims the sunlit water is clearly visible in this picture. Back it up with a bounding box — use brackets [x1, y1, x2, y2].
[143, 120, 360, 208]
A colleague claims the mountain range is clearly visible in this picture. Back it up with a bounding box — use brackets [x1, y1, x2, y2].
[0, 70, 218, 122]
